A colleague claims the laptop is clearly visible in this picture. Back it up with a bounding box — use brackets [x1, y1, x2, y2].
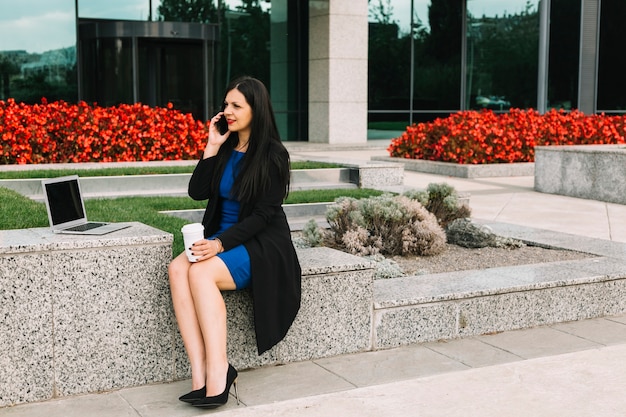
[41, 175, 130, 235]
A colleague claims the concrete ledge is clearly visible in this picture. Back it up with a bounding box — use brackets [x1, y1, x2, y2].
[373, 222, 626, 349]
[5, 218, 625, 407]
[534, 144, 626, 204]
[0, 223, 173, 407]
[218, 248, 375, 372]
[371, 156, 534, 178]
[0, 226, 374, 407]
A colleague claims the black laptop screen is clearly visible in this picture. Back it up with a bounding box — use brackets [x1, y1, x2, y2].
[44, 179, 85, 225]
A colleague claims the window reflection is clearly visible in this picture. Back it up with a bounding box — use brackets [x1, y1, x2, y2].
[547, 0, 580, 111]
[597, 0, 626, 112]
[466, 0, 539, 111]
[368, 0, 462, 135]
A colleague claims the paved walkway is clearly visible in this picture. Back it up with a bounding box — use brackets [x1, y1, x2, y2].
[3, 141, 626, 416]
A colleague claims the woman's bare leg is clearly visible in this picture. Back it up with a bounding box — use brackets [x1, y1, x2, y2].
[188, 257, 236, 397]
[169, 252, 208, 389]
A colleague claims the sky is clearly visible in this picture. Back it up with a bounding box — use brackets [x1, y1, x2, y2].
[0, 0, 155, 53]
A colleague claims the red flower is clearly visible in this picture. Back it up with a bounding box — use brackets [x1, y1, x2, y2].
[0, 99, 210, 164]
[388, 109, 626, 164]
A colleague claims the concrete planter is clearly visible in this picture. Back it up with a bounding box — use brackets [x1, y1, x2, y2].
[534, 144, 626, 204]
[372, 156, 534, 178]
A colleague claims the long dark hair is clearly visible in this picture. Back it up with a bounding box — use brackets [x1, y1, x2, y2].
[213, 76, 291, 204]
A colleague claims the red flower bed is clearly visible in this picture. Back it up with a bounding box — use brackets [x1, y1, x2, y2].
[388, 109, 626, 164]
[0, 99, 210, 164]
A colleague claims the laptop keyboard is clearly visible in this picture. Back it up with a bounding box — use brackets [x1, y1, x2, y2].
[65, 222, 106, 232]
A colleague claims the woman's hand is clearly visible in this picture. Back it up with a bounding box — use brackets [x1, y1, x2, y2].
[203, 112, 231, 158]
[191, 239, 224, 262]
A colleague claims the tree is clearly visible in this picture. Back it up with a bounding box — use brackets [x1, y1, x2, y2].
[0, 54, 19, 100]
[157, 0, 218, 23]
[424, 0, 462, 65]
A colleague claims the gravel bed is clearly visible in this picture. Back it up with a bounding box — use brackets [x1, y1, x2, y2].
[292, 232, 596, 276]
[390, 243, 596, 275]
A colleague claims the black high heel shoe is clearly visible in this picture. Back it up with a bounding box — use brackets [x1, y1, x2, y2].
[178, 385, 206, 403]
[192, 364, 239, 409]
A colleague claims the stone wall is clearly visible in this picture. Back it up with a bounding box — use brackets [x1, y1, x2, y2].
[535, 144, 626, 204]
[0, 226, 374, 407]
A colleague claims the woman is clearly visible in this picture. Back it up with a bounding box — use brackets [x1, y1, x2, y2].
[168, 76, 302, 409]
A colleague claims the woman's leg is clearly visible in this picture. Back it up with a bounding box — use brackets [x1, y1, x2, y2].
[168, 252, 207, 389]
[187, 257, 237, 397]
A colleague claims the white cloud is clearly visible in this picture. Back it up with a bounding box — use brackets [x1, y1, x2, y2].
[0, 9, 75, 53]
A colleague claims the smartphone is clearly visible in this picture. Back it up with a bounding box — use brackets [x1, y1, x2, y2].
[216, 116, 229, 135]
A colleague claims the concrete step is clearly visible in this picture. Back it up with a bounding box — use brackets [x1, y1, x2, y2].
[1, 168, 357, 201]
[373, 223, 626, 350]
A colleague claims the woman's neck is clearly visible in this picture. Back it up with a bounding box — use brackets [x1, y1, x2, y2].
[235, 132, 250, 152]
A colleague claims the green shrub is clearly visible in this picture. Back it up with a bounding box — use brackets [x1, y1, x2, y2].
[404, 183, 471, 228]
[324, 194, 446, 256]
[301, 218, 324, 247]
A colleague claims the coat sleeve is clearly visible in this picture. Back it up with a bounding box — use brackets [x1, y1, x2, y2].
[188, 156, 218, 201]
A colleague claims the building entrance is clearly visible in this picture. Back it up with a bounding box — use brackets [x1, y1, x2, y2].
[78, 19, 218, 120]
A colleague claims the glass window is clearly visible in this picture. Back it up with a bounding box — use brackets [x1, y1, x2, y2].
[137, 39, 208, 118]
[0, 0, 77, 103]
[597, 0, 626, 112]
[368, 0, 462, 138]
[547, 0, 580, 111]
[466, 0, 539, 111]
[80, 37, 134, 107]
[412, 0, 462, 112]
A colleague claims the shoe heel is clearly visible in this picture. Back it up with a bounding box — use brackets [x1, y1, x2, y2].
[233, 378, 240, 405]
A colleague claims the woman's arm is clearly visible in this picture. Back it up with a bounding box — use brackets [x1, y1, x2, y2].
[188, 112, 232, 200]
[188, 156, 218, 201]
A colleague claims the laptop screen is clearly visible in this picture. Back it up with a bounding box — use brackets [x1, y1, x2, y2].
[44, 178, 85, 225]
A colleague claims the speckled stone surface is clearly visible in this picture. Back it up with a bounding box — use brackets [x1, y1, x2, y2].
[278, 267, 374, 360]
[52, 245, 174, 397]
[535, 145, 626, 204]
[356, 163, 404, 188]
[478, 221, 626, 260]
[458, 279, 626, 337]
[0, 224, 173, 406]
[375, 302, 458, 348]
[212, 248, 375, 369]
[0, 255, 55, 407]
[374, 223, 626, 349]
[8, 219, 626, 405]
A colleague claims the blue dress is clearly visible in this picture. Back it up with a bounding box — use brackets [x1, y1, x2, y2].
[210, 150, 251, 289]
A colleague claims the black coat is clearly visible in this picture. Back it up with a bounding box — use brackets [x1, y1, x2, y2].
[188, 147, 302, 355]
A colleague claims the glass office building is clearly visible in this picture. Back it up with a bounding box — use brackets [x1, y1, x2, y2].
[0, 0, 308, 140]
[0, 0, 623, 143]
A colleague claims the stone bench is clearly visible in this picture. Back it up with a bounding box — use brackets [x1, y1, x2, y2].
[6, 219, 623, 407]
[373, 222, 626, 349]
[535, 144, 626, 204]
[0, 225, 374, 407]
[374, 258, 626, 348]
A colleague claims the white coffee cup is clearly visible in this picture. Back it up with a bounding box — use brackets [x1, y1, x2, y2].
[181, 223, 205, 262]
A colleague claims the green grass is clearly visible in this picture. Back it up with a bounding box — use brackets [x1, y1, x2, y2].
[0, 160, 342, 179]
[1, 187, 384, 256]
[285, 188, 384, 204]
